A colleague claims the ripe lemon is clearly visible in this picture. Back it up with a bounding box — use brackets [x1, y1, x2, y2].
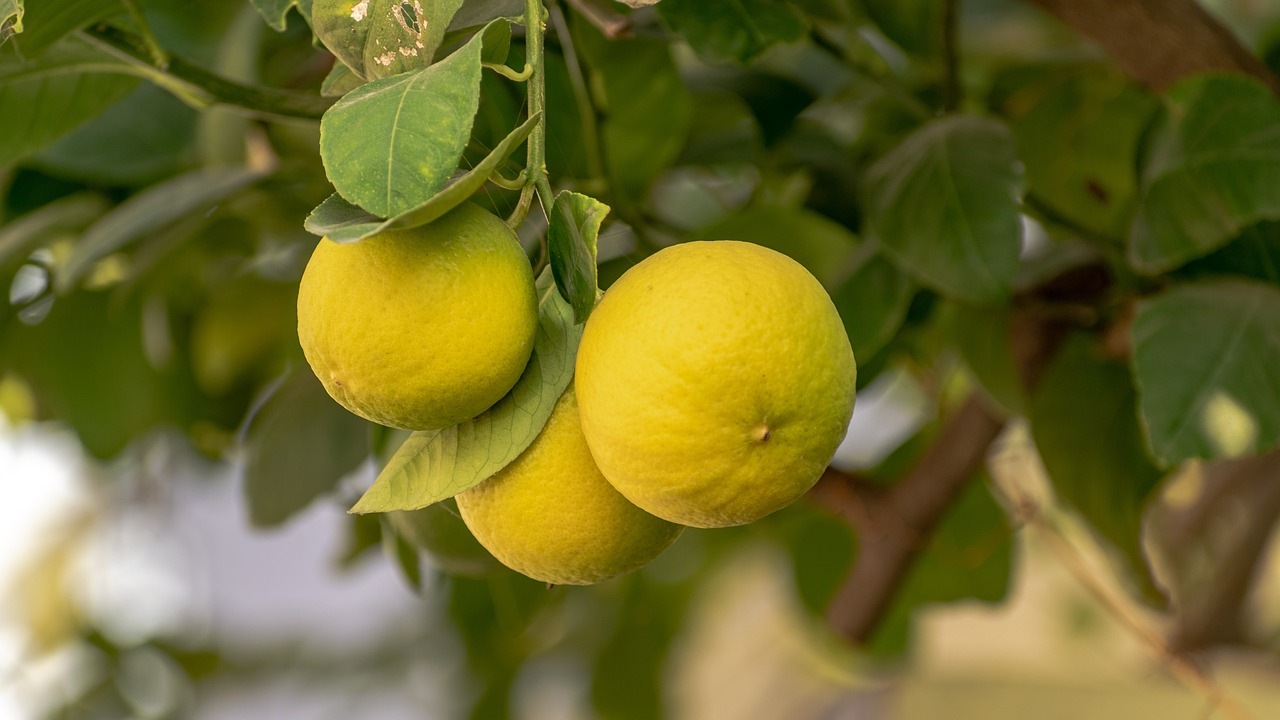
[297, 204, 538, 430]
[575, 241, 856, 528]
[455, 388, 683, 585]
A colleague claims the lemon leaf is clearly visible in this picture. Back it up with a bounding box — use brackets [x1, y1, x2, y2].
[548, 190, 607, 324]
[306, 111, 540, 242]
[312, 0, 464, 80]
[350, 268, 582, 514]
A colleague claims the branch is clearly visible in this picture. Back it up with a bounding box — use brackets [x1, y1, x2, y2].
[817, 394, 1006, 642]
[1021, 0, 1280, 94]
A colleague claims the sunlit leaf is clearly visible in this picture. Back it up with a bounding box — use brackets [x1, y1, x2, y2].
[864, 115, 1023, 304]
[306, 111, 539, 241]
[548, 190, 607, 324]
[319, 27, 483, 217]
[1131, 279, 1280, 465]
[350, 269, 582, 513]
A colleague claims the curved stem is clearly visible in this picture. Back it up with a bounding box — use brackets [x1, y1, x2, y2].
[507, 185, 535, 229]
[484, 62, 534, 82]
[489, 169, 529, 190]
[525, 0, 556, 217]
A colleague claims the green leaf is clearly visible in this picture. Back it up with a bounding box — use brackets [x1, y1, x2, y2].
[864, 115, 1024, 304]
[548, 190, 607, 324]
[691, 205, 858, 287]
[9, 0, 123, 57]
[252, 0, 308, 31]
[938, 302, 1024, 416]
[447, 0, 520, 32]
[479, 17, 509, 65]
[306, 110, 539, 241]
[321, 60, 366, 96]
[657, 0, 806, 64]
[831, 251, 913, 362]
[1131, 279, 1280, 465]
[1179, 221, 1280, 284]
[382, 518, 423, 590]
[319, 27, 483, 217]
[243, 369, 370, 528]
[1030, 332, 1165, 604]
[388, 499, 500, 575]
[0, 0, 21, 45]
[58, 167, 264, 291]
[0, 36, 138, 168]
[0, 194, 108, 280]
[575, 29, 692, 199]
[861, 0, 940, 57]
[312, 0, 465, 80]
[1004, 66, 1158, 241]
[350, 269, 583, 513]
[1130, 75, 1280, 273]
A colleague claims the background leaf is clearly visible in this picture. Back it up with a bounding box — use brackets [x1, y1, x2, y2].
[1131, 279, 1280, 465]
[306, 111, 538, 241]
[350, 269, 582, 513]
[243, 369, 370, 528]
[1130, 75, 1280, 273]
[658, 0, 806, 65]
[251, 0, 312, 31]
[863, 115, 1024, 304]
[0, 36, 138, 168]
[692, 205, 858, 287]
[10, 0, 124, 57]
[319, 29, 482, 217]
[548, 190, 607, 324]
[1030, 332, 1165, 603]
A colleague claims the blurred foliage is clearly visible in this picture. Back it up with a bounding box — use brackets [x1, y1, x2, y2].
[4, 0, 1280, 718]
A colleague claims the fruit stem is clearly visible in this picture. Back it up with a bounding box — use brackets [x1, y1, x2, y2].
[524, 0, 557, 217]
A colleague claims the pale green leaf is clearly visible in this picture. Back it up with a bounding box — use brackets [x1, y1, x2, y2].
[548, 190, 607, 324]
[864, 115, 1023, 304]
[319, 28, 482, 217]
[350, 269, 582, 513]
[306, 110, 539, 241]
[1131, 279, 1280, 465]
[1130, 75, 1280, 273]
[58, 167, 265, 291]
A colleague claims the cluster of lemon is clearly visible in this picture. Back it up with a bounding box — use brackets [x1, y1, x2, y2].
[298, 204, 856, 585]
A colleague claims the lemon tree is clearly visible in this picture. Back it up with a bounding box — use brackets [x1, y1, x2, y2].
[6, 1, 1280, 717]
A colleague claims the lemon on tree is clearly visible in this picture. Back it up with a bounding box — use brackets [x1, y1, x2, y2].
[297, 203, 538, 430]
[575, 241, 856, 529]
[455, 388, 683, 585]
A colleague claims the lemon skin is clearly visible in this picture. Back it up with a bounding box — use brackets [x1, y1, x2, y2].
[298, 203, 538, 430]
[456, 388, 683, 585]
[575, 241, 856, 528]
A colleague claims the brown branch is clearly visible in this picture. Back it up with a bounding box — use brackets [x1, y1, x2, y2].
[817, 394, 1007, 643]
[1021, 0, 1280, 95]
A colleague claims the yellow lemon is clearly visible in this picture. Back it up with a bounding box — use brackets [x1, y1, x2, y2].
[456, 388, 683, 585]
[575, 241, 856, 528]
[297, 203, 538, 430]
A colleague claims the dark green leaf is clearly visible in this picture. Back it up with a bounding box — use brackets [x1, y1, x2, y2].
[382, 519, 423, 590]
[59, 167, 265, 292]
[389, 499, 500, 575]
[831, 251, 913, 364]
[692, 205, 858, 287]
[1030, 332, 1165, 604]
[312, 0, 465, 80]
[11, 0, 123, 57]
[1130, 75, 1280, 273]
[548, 190, 607, 324]
[0, 194, 107, 280]
[337, 512, 384, 568]
[448, 0, 520, 31]
[350, 269, 582, 513]
[243, 369, 369, 527]
[864, 115, 1023, 304]
[1179, 221, 1280, 284]
[861, 0, 941, 57]
[658, 0, 806, 64]
[0, 36, 138, 168]
[319, 28, 483, 217]
[1131, 279, 1280, 465]
[252, 0, 307, 31]
[306, 110, 539, 241]
[938, 302, 1024, 416]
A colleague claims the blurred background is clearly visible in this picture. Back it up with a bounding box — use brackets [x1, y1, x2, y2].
[4, 0, 1280, 718]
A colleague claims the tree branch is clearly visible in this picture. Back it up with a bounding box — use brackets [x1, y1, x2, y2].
[1021, 0, 1280, 94]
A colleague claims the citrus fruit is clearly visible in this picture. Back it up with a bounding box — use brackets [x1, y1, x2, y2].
[297, 203, 538, 430]
[455, 388, 683, 585]
[575, 240, 856, 528]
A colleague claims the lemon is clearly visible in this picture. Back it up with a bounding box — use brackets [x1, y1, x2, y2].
[297, 203, 538, 430]
[575, 241, 856, 528]
[455, 388, 683, 585]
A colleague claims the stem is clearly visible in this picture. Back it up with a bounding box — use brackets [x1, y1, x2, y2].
[941, 0, 961, 112]
[507, 185, 535, 228]
[80, 25, 332, 120]
[121, 0, 168, 67]
[484, 62, 534, 82]
[525, 0, 556, 216]
[550, 3, 605, 181]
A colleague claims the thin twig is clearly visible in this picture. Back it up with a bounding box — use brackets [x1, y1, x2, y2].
[564, 0, 632, 39]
